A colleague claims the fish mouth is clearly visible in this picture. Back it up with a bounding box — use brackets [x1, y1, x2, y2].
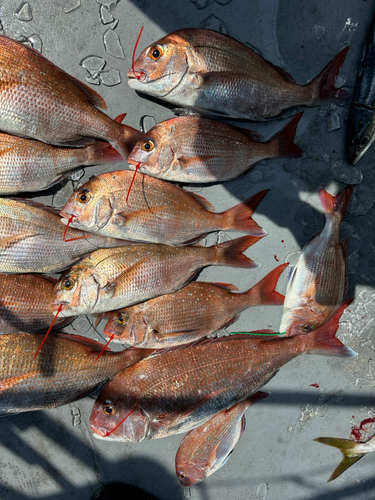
[127, 158, 139, 167]
[127, 68, 147, 83]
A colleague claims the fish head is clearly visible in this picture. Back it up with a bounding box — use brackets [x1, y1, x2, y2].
[128, 126, 173, 176]
[280, 307, 320, 337]
[53, 264, 100, 316]
[175, 460, 205, 487]
[60, 178, 113, 232]
[128, 32, 190, 97]
[104, 307, 140, 344]
[346, 108, 375, 165]
[90, 384, 151, 442]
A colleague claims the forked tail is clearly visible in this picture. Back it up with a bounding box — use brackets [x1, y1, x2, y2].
[319, 184, 353, 222]
[242, 262, 288, 306]
[271, 112, 304, 159]
[314, 436, 366, 482]
[215, 235, 265, 269]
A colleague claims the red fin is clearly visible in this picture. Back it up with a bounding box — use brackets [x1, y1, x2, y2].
[187, 191, 215, 212]
[309, 298, 357, 357]
[221, 189, 269, 237]
[114, 113, 127, 124]
[308, 46, 350, 102]
[210, 282, 239, 292]
[52, 332, 112, 351]
[247, 391, 271, 404]
[272, 112, 304, 158]
[215, 235, 264, 269]
[116, 125, 145, 161]
[243, 262, 288, 306]
[319, 185, 353, 220]
[88, 141, 124, 165]
[0, 373, 39, 392]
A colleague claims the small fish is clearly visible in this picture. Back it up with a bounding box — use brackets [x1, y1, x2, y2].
[314, 434, 375, 482]
[347, 14, 375, 164]
[279, 185, 352, 336]
[60, 170, 268, 244]
[53, 235, 263, 317]
[128, 29, 349, 120]
[0, 133, 123, 194]
[0, 333, 154, 415]
[127, 113, 303, 183]
[0, 274, 72, 334]
[175, 391, 270, 487]
[0, 198, 130, 273]
[89, 300, 355, 442]
[103, 263, 287, 348]
[0, 35, 143, 158]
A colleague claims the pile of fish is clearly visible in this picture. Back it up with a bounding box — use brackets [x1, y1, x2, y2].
[0, 21, 372, 489]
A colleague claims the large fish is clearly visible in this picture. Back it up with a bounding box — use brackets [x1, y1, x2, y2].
[0, 133, 123, 194]
[103, 263, 287, 348]
[315, 434, 375, 482]
[89, 301, 356, 442]
[0, 333, 154, 415]
[279, 185, 352, 337]
[175, 391, 270, 487]
[347, 14, 375, 164]
[127, 113, 303, 183]
[0, 198, 130, 273]
[128, 29, 349, 120]
[53, 235, 262, 317]
[60, 170, 268, 244]
[0, 35, 143, 159]
[0, 274, 72, 334]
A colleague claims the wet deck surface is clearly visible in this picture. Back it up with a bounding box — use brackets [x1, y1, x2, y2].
[0, 1, 374, 499]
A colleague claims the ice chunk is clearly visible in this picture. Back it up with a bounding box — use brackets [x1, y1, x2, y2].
[96, 0, 120, 12]
[71, 406, 81, 426]
[340, 221, 354, 239]
[313, 25, 326, 40]
[337, 17, 359, 45]
[315, 404, 328, 417]
[28, 34, 42, 53]
[335, 73, 347, 88]
[86, 76, 100, 85]
[99, 4, 115, 23]
[322, 153, 330, 163]
[63, 0, 81, 13]
[326, 103, 342, 131]
[100, 68, 121, 86]
[199, 15, 228, 34]
[256, 483, 268, 500]
[69, 169, 85, 182]
[0, 20, 3, 30]
[299, 404, 315, 429]
[247, 170, 264, 183]
[140, 115, 157, 134]
[15, 2, 33, 21]
[52, 181, 74, 209]
[348, 185, 375, 216]
[80, 56, 106, 79]
[347, 250, 359, 275]
[190, 0, 208, 9]
[103, 29, 124, 59]
[167, 442, 176, 451]
[330, 159, 363, 185]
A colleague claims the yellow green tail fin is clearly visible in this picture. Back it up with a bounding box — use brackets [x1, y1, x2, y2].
[314, 437, 365, 482]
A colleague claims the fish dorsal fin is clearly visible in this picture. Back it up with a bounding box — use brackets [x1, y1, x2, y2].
[9, 36, 107, 110]
[51, 332, 111, 351]
[209, 282, 239, 292]
[9, 197, 61, 216]
[186, 191, 215, 212]
[114, 113, 127, 123]
[267, 60, 297, 83]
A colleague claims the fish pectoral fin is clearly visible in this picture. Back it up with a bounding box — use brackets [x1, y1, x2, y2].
[112, 212, 128, 227]
[178, 154, 221, 168]
[0, 373, 38, 392]
[0, 232, 39, 248]
[157, 328, 201, 339]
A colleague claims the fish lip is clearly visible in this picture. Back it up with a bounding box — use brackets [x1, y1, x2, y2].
[127, 158, 139, 167]
[89, 424, 107, 437]
[127, 68, 147, 83]
[52, 301, 70, 311]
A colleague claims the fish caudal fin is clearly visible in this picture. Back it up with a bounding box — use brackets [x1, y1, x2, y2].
[272, 112, 304, 158]
[215, 235, 263, 269]
[87, 141, 125, 165]
[319, 184, 353, 221]
[314, 437, 365, 482]
[222, 190, 269, 237]
[243, 262, 288, 306]
[307, 46, 350, 103]
[113, 124, 145, 160]
[309, 298, 357, 357]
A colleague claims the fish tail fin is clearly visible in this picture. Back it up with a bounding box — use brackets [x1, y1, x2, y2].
[215, 235, 263, 269]
[314, 437, 365, 482]
[87, 141, 125, 165]
[319, 184, 353, 221]
[307, 46, 350, 103]
[272, 112, 304, 158]
[221, 190, 269, 237]
[112, 123, 145, 160]
[309, 298, 357, 357]
[243, 263, 288, 306]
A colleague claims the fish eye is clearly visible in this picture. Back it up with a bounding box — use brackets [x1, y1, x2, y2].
[141, 140, 155, 152]
[359, 135, 370, 149]
[116, 312, 129, 325]
[302, 324, 313, 333]
[149, 45, 163, 60]
[178, 471, 187, 479]
[103, 400, 116, 416]
[77, 191, 90, 204]
[62, 278, 75, 290]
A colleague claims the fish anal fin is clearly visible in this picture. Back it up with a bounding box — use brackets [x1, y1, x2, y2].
[209, 282, 239, 292]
